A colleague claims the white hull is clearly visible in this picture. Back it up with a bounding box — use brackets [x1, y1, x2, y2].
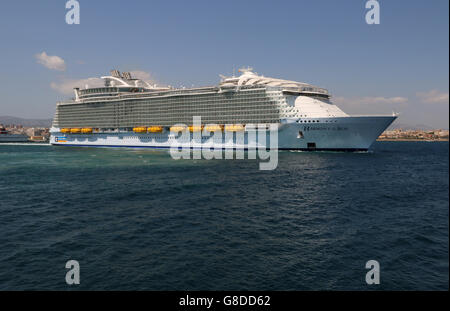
[50, 116, 396, 151]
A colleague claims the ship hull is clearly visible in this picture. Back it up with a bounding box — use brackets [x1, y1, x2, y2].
[50, 116, 396, 151]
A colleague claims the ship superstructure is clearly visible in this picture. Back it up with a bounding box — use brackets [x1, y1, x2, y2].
[50, 68, 397, 150]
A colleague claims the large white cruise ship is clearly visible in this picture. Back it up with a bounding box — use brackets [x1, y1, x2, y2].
[50, 68, 397, 151]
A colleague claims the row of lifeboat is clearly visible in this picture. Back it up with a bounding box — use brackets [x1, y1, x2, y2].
[61, 125, 247, 134]
[140, 125, 245, 132]
[133, 126, 164, 133]
[61, 128, 93, 134]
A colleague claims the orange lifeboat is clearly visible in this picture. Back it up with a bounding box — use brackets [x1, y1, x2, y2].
[225, 124, 245, 132]
[205, 125, 224, 132]
[148, 126, 163, 133]
[188, 125, 204, 132]
[133, 127, 147, 133]
[170, 125, 187, 132]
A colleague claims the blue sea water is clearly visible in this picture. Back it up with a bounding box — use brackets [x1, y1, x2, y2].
[0, 141, 448, 290]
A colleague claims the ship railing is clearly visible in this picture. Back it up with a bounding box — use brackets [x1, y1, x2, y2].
[282, 86, 329, 95]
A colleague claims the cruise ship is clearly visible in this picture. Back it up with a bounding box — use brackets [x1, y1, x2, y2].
[0, 125, 29, 143]
[50, 68, 397, 151]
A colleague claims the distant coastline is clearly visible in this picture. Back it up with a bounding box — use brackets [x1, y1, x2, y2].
[378, 129, 449, 142]
[0, 116, 52, 128]
[377, 138, 449, 142]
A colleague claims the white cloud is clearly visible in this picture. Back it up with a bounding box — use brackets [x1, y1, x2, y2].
[333, 96, 408, 105]
[50, 78, 104, 95]
[129, 70, 153, 81]
[416, 90, 449, 104]
[35, 52, 66, 71]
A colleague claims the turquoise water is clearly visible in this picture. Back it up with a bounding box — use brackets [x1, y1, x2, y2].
[0, 142, 448, 290]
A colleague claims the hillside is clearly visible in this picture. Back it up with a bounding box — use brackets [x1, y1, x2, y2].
[0, 116, 53, 127]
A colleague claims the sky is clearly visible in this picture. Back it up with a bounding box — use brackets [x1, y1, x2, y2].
[0, 0, 448, 128]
